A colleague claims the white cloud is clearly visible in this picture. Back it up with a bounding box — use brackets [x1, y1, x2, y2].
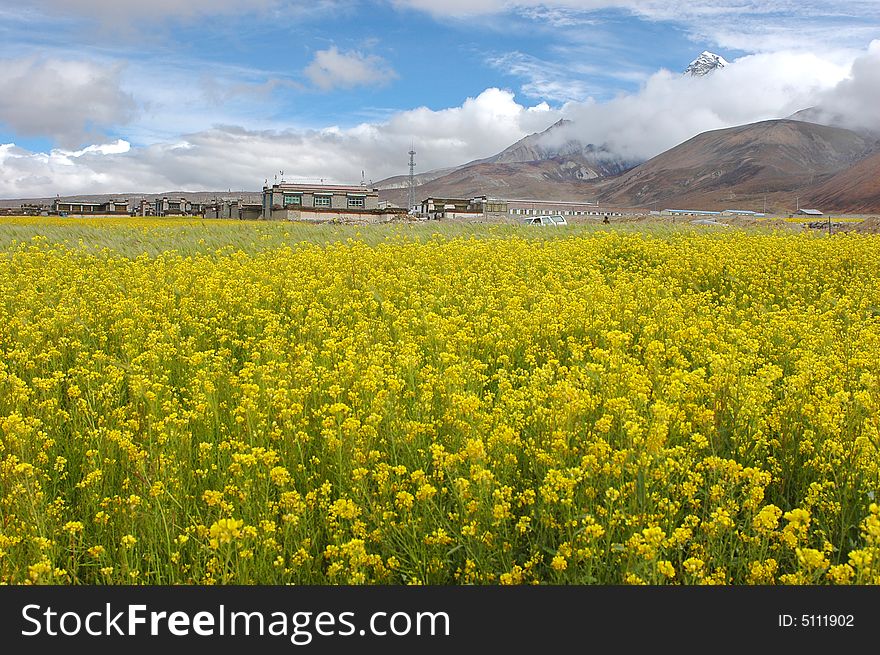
[0, 88, 558, 197]
[1, 0, 278, 23]
[0, 57, 136, 148]
[3, 40, 878, 199]
[392, 1, 880, 52]
[60, 140, 132, 159]
[488, 52, 596, 102]
[813, 40, 880, 133]
[551, 49, 850, 160]
[488, 50, 650, 102]
[304, 47, 398, 91]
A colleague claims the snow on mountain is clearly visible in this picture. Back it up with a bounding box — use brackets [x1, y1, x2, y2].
[684, 51, 729, 77]
[485, 119, 636, 177]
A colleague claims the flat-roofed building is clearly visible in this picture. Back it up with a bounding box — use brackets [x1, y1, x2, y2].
[418, 195, 624, 222]
[154, 197, 194, 216]
[661, 208, 721, 216]
[418, 197, 487, 220]
[502, 197, 622, 219]
[53, 199, 130, 215]
[262, 182, 402, 222]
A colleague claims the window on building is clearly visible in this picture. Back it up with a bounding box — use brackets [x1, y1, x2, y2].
[347, 196, 365, 209]
[284, 194, 302, 207]
[314, 195, 332, 208]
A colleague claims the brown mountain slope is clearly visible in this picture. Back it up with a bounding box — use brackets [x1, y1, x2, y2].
[379, 159, 605, 207]
[596, 119, 872, 210]
[377, 118, 635, 207]
[805, 150, 880, 213]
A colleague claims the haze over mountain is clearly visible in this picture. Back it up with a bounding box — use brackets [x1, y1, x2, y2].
[377, 45, 880, 214]
[378, 114, 880, 214]
[377, 117, 639, 206]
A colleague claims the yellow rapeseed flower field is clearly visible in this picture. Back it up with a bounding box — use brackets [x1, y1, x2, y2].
[1, 219, 879, 585]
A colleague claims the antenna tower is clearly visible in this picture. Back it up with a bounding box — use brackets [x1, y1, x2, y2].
[407, 145, 416, 213]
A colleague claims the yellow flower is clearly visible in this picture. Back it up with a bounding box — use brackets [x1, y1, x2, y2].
[795, 548, 829, 571]
[752, 504, 782, 534]
[208, 518, 244, 548]
[330, 498, 360, 521]
[683, 558, 705, 577]
[657, 560, 676, 579]
[415, 483, 437, 502]
[826, 564, 854, 585]
[269, 466, 291, 487]
[395, 491, 414, 510]
[202, 490, 223, 506]
[62, 521, 84, 535]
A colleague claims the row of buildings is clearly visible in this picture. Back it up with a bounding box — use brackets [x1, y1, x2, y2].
[4, 180, 631, 223]
[0, 196, 266, 219]
[51, 196, 265, 219]
[4, 184, 399, 222]
[415, 196, 627, 221]
[6, 180, 820, 223]
[261, 184, 631, 222]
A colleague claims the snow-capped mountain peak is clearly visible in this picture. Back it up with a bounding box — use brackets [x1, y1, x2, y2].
[684, 51, 729, 77]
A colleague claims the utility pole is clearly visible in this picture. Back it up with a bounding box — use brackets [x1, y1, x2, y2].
[407, 145, 416, 214]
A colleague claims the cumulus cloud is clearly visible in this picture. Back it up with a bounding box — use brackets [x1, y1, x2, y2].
[304, 47, 398, 91]
[548, 50, 850, 161]
[0, 88, 558, 197]
[812, 40, 880, 133]
[0, 57, 136, 148]
[3, 40, 878, 199]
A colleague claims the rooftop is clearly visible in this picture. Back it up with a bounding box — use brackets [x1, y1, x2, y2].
[266, 182, 378, 193]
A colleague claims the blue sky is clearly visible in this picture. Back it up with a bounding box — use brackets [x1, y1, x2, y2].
[1, 1, 879, 196]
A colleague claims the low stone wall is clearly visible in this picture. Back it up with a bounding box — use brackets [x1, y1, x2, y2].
[268, 209, 405, 223]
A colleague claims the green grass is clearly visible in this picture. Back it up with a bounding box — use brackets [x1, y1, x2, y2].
[0, 216, 806, 258]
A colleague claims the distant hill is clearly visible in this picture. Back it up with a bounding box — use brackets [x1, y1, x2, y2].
[594, 119, 873, 210]
[7, 106, 880, 216]
[805, 150, 880, 213]
[377, 118, 637, 207]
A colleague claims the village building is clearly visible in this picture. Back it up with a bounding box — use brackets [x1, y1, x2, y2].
[503, 197, 623, 219]
[53, 199, 130, 215]
[261, 182, 404, 222]
[418, 196, 624, 221]
[203, 197, 262, 220]
[418, 197, 492, 221]
[154, 197, 194, 216]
